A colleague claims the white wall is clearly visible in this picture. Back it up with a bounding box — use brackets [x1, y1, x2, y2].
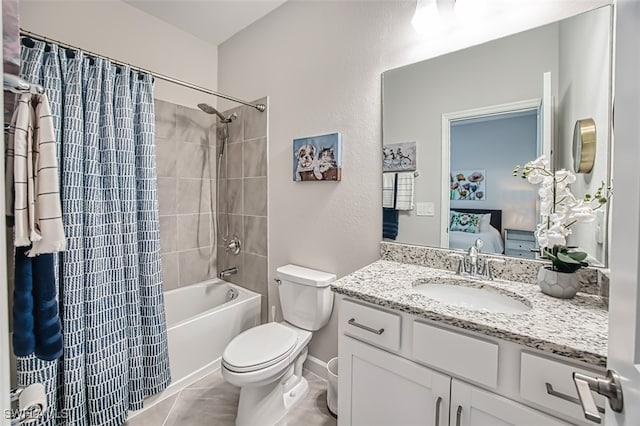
[19, 0, 218, 108]
[218, 0, 610, 363]
[450, 113, 538, 232]
[556, 6, 612, 265]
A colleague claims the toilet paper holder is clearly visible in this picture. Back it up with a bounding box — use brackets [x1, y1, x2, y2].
[9, 384, 46, 426]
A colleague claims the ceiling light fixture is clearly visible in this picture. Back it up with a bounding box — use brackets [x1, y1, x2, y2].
[411, 0, 456, 34]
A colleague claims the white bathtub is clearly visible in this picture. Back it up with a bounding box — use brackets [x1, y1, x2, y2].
[164, 279, 261, 384]
[133, 279, 261, 415]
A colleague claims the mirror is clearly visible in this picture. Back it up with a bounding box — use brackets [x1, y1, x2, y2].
[382, 5, 612, 266]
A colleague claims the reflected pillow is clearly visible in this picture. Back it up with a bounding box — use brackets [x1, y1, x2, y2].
[450, 212, 481, 233]
[479, 213, 492, 232]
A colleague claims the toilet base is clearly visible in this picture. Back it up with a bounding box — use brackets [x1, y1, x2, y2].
[234, 348, 310, 426]
[235, 373, 309, 426]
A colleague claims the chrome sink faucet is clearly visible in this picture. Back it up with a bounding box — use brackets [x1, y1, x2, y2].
[467, 244, 479, 277]
[448, 239, 505, 280]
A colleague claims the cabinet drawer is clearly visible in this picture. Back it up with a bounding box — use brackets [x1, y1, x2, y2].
[505, 239, 535, 251]
[412, 321, 498, 389]
[505, 248, 536, 259]
[341, 299, 401, 352]
[506, 229, 535, 241]
[520, 352, 606, 424]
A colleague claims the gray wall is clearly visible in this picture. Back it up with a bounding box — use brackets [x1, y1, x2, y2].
[217, 99, 269, 322]
[155, 99, 218, 290]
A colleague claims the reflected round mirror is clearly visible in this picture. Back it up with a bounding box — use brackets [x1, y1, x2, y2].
[573, 118, 596, 173]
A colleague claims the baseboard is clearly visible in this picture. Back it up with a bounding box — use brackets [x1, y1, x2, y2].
[304, 354, 329, 381]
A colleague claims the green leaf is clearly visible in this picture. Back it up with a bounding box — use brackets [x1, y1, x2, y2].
[567, 251, 588, 262]
[557, 252, 580, 264]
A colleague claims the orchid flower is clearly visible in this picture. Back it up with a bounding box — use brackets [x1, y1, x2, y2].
[513, 156, 612, 272]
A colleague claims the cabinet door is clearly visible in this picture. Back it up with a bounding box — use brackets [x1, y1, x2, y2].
[450, 380, 571, 426]
[339, 336, 450, 426]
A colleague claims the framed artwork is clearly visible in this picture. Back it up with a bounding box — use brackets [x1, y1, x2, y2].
[382, 142, 416, 172]
[450, 170, 486, 200]
[293, 133, 342, 181]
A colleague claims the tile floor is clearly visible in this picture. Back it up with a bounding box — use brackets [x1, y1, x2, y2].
[125, 370, 337, 426]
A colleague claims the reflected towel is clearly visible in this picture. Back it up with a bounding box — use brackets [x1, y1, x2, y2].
[382, 173, 396, 208]
[395, 172, 414, 211]
[383, 208, 399, 240]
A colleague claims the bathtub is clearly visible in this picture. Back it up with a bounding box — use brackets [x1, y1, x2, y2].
[134, 279, 261, 414]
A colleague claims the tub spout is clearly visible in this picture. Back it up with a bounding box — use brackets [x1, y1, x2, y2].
[219, 267, 238, 279]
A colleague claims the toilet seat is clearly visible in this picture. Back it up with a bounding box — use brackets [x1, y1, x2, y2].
[222, 322, 299, 373]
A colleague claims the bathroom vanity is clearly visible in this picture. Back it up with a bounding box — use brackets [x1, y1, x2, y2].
[332, 257, 608, 426]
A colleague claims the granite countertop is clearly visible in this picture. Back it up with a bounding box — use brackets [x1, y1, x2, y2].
[331, 260, 608, 368]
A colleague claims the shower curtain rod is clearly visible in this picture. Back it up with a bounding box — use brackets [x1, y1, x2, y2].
[19, 28, 266, 113]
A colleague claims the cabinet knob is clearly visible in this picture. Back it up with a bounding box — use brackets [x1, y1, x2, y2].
[435, 396, 442, 426]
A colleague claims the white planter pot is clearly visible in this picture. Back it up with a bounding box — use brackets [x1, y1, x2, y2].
[537, 266, 580, 299]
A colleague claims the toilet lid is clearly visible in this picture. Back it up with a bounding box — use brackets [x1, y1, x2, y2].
[222, 322, 299, 373]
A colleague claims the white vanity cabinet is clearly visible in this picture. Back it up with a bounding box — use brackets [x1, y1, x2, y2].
[342, 336, 450, 426]
[338, 296, 603, 426]
[450, 380, 568, 426]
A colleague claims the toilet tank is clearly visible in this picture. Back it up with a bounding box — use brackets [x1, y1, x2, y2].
[276, 264, 336, 331]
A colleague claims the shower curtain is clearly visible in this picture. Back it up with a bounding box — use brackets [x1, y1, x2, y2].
[15, 39, 171, 426]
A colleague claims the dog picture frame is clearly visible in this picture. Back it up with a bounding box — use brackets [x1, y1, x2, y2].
[292, 132, 342, 182]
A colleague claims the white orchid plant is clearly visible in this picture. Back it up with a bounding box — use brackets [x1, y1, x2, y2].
[513, 155, 612, 273]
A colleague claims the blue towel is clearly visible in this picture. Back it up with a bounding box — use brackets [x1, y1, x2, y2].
[383, 208, 399, 240]
[13, 247, 63, 361]
[12, 246, 35, 356]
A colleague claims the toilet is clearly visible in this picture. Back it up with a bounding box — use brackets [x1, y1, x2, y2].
[221, 264, 336, 426]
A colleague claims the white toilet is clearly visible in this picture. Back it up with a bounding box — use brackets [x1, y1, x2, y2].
[221, 264, 336, 426]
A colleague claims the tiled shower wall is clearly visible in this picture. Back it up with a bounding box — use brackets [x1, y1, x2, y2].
[154, 97, 269, 323]
[155, 99, 218, 290]
[217, 98, 269, 322]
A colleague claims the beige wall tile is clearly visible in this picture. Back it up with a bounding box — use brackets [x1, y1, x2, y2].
[243, 137, 267, 178]
[178, 214, 212, 251]
[154, 99, 176, 140]
[177, 142, 212, 179]
[226, 142, 243, 179]
[178, 248, 216, 286]
[158, 178, 177, 216]
[161, 253, 179, 292]
[155, 137, 177, 178]
[159, 216, 177, 254]
[243, 177, 267, 216]
[244, 216, 267, 256]
[177, 178, 211, 214]
[176, 105, 214, 145]
[227, 178, 243, 215]
[243, 99, 268, 140]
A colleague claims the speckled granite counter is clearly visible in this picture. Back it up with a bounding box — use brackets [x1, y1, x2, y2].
[331, 260, 608, 368]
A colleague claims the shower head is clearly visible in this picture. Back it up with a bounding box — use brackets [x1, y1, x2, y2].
[197, 103, 236, 123]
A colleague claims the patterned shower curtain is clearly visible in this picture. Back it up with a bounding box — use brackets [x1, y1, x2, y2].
[15, 39, 171, 426]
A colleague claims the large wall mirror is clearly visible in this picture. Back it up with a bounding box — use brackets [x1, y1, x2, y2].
[382, 5, 613, 266]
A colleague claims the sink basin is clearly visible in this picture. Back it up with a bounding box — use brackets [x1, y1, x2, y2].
[413, 284, 531, 314]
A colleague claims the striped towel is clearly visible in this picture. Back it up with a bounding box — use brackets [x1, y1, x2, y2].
[395, 172, 414, 211]
[382, 173, 396, 208]
[6, 93, 66, 256]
